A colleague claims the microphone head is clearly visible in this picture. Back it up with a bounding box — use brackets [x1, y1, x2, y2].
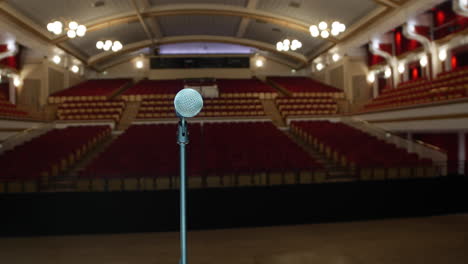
[174, 88, 203, 118]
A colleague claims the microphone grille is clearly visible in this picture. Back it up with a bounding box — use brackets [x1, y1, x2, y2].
[174, 88, 203, 118]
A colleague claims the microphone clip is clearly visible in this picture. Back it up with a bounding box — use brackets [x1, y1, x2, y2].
[177, 118, 189, 145]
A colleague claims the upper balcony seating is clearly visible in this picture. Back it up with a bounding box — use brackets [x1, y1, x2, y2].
[0, 93, 29, 119]
[363, 67, 468, 111]
[217, 78, 278, 99]
[267, 76, 344, 98]
[136, 97, 265, 119]
[0, 126, 110, 192]
[79, 122, 322, 190]
[290, 121, 432, 178]
[275, 96, 339, 118]
[121, 80, 184, 101]
[56, 99, 126, 121]
[49, 79, 130, 103]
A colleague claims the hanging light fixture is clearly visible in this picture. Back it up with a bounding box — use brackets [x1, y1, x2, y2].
[276, 38, 302, 52]
[46, 19, 86, 38]
[310, 20, 346, 39]
[96, 40, 123, 52]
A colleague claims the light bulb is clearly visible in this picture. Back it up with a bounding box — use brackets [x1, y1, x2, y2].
[318, 21, 327, 30]
[297, 41, 302, 48]
[96, 41, 104, 49]
[105, 40, 112, 47]
[316, 63, 324, 71]
[321, 30, 329, 38]
[331, 21, 340, 29]
[54, 21, 62, 30]
[76, 25, 86, 37]
[331, 28, 340, 36]
[398, 63, 405, 73]
[438, 49, 447, 61]
[339, 23, 346, 32]
[311, 30, 319, 37]
[68, 21, 78, 30]
[67, 29, 76, 38]
[283, 39, 290, 46]
[332, 53, 340, 62]
[71, 65, 79, 73]
[47, 22, 54, 32]
[291, 45, 297, 51]
[13, 76, 21, 87]
[135, 60, 144, 69]
[255, 59, 263, 67]
[52, 55, 61, 64]
[113, 41, 122, 51]
[283, 44, 290, 51]
[384, 67, 392, 78]
[420, 56, 428, 67]
[367, 72, 375, 83]
[276, 42, 283, 51]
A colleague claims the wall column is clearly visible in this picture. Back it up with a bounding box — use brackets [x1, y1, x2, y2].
[459, 132, 466, 175]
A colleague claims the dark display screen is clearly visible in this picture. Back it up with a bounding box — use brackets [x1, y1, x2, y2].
[150, 57, 250, 69]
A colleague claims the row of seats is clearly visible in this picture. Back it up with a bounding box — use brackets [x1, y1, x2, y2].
[0, 84, 30, 119]
[268, 76, 344, 98]
[49, 79, 130, 103]
[364, 67, 468, 111]
[121, 80, 184, 101]
[56, 99, 126, 121]
[217, 79, 278, 99]
[290, 121, 434, 179]
[0, 126, 111, 193]
[275, 97, 339, 117]
[136, 97, 265, 119]
[78, 122, 322, 191]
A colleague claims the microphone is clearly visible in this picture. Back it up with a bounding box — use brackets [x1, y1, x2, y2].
[174, 88, 203, 118]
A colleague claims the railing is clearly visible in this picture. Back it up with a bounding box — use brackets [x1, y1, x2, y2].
[0, 123, 54, 154]
[341, 117, 448, 175]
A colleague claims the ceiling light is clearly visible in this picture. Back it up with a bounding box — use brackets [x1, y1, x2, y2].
[68, 21, 78, 30]
[67, 29, 76, 38]
[420, 56, 428, 67]
[318, 21, 327, 30]
[331, 28, 340, 36]
[331, 21, 340, 29]
[52, 55, 61, 64]
[438, 49, 447, 61]
[71, 65, 79, 73]
[283, 44, 290, 51]
[398, 63, 405, 73]
[332, 53, 340, 62]
[276, 41, 284, 51]
[47, 22, 54, 32]
[367, 72, 375, 83]
[255, 59, 264, 67]
[283, 39, 290, 46]
[316, 63, 324, 71]
[135, 60, 144, 69]
[13, 76, 21, 87]
[76, 25, 87, 37]
[321, 30, 329, 38]
[338, 23, 346, 32]
[96, 41, 104, 49]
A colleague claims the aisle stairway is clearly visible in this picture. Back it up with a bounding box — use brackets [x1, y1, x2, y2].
[117, 101, 141, 130]
[282, 129, 352, 181]
[261, 99, 286, 127]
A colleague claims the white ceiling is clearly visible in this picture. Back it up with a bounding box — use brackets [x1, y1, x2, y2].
[4, 0, 383, 67]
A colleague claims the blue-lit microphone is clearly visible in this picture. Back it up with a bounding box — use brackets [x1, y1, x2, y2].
[173, 88, 203, 264]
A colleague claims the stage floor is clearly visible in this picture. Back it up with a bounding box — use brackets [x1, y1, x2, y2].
[1, 214, 467, 264]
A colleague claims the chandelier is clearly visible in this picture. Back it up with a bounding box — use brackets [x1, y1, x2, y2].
[96, 40, 123, 52]
[276, 38, 302, 52]
[309, 21, 346, 39]
[47, 20, 87, 38]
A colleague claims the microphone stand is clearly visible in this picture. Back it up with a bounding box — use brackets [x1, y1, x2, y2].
[177, 117, 188, 264]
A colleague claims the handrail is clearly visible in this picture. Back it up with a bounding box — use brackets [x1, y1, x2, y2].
[0, 123, 53, 152]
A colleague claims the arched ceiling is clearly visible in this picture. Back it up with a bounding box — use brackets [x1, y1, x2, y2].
[1, 0, 407, 70]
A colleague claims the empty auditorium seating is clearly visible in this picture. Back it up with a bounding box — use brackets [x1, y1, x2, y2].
[121, 80, 184, 101]
[136, 97, 265, 119]
[0, 83, 30, 119]
[78, 122, 322, 191]
[363, 67, 468, 111]
[56, 99, 126, 121]
[291, 121, 434, 180]
[217, 78, 277, 99]
[275, 96, 339, 117]
[268, 76, 344, 98]
[0, 126, 111, 193]
[49, 79, 130, 103]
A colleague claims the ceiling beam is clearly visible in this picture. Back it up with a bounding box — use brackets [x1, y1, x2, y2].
[87, 35, 308, 66]
[236, 0, 258, 38]
[373, 0, 399, 8]
[130, 0, 155, 46]
[139, 0, 163, 39]
[52, 4, 338, 44]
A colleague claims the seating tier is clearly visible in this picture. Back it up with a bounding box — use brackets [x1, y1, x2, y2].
[49, 79, 130, 103]
[56, 99, 126, 121]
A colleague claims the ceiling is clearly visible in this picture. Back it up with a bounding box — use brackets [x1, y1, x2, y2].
[4, 0, 388, 69]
